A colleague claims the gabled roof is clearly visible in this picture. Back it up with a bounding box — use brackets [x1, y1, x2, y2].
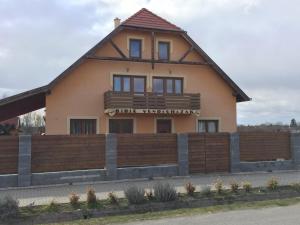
[121, 8, 183, 32]
[0, 8, 250, 122]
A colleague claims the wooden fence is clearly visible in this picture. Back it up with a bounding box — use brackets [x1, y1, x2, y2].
[31, 135, 106, 173]
[0, 136, 18, 174]
[239, 132, 291, 162]
[117, 134, 177, 167]
[188, 133, 230, 173]
[0, 132, 293, 176]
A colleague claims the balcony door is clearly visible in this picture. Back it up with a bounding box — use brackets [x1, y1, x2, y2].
[156, 119, 172, 133]
[113, 75, 146, 94]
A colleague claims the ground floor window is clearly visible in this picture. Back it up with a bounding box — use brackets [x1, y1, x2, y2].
[109, 119, 133, 133]
[156, 119, 172, 133]
[70, 119, 97, 135]
[198, 120, 219, 133]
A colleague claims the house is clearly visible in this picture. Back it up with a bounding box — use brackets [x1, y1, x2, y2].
[0, 8, 250, 135]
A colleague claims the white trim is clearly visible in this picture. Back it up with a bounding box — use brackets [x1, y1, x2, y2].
[154, 117, 175, 133]
[67, 116, 100, 134]
[106, 117, 136, 134]
[195, 117, 221, 133]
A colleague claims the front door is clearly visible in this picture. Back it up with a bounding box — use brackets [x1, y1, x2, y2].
[156, 119, 172, 133]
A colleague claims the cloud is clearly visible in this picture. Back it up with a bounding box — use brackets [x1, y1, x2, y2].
[0, 0, 299, 124]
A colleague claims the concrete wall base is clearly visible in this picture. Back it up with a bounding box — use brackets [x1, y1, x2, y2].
[237, 160, 294, 172]
[117, 165, 178, 180]
[31, 169, 107, 186]
[0, 174, 18, 188]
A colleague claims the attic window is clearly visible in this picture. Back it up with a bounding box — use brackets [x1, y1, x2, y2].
[129, 39, 142, 58]
[158, 41, 170, 60]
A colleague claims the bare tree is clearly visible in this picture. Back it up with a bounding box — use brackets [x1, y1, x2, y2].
[21, 112, 45, 134]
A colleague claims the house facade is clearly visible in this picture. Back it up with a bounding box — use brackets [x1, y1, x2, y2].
[0, 8, 250, 135]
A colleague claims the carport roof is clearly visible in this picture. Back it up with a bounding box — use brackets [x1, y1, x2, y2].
[0, 85, 48, 122]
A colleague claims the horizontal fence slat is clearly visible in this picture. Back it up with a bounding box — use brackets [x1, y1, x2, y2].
[117, 134, 177, 167]
[188, 133, 230, 173]
[239, 132, 291, 162]
[31, 135, 106, 173]
[0, 136, 18, 174]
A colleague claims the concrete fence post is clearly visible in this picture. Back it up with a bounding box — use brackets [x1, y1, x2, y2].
[18, 135, 32, 187]
[230, 133, 240, 173]
[177, 133, 189, 176]
[291, 133, 300, 169]
[105, 133, 117, 180]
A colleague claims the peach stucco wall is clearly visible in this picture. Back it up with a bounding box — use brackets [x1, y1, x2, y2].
[46, 30, 237, 134]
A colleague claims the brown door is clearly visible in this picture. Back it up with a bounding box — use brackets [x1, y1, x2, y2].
[156, 119, 172, 133]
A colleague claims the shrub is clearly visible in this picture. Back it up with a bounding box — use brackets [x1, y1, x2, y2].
[242, 181, 252, 193]
[230, 180, 239, 193]
[214, 179, 223, 194]
[291, 182, 300, 191]
[108, 192, 118, 205]
[201, 186, 212, 196]
[125, 186, 145, 204]
[86, 188, 97, 206]
[145, 189, 154, 201]
[267, 177, 279, 191]
[69, 192, 80, 207]
[0, 196, 19, 220]
[153, 183, 177, 202]
[185, 182, 196, 196]
[46, 199, 59, 212]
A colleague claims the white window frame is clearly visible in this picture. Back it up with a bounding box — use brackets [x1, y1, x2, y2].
[196, 117, 221, 133]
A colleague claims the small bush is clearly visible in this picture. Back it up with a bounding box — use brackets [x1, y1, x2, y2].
[267, 177, 279, 191]
[0, 196, 19, 220]
[214, 179, 223, 194]
[69, 192, 80, 207]
[125, 186, 145, 204]
[108, 192, 118, 205]
[201, 186, 212, 196]
[242, 181, 252, 193]
[185, 182, 196, 196]
[230, 180, 239, 193]
[291, 182, 300, 191]
[86, 188, 97, 206]
[46, 200, 59, 212]
[153, 183, 177, 202]
[145, 190, 154, 201]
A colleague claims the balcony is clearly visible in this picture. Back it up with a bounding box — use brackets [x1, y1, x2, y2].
[104, 91, 200, 115]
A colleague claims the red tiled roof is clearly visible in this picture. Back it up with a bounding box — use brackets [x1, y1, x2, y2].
[121, 8, 183, 32]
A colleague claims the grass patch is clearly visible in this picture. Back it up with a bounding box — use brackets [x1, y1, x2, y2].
[47, 197, 300, 225]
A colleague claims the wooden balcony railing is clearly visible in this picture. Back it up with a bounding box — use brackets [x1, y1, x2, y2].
[104, 91, 200, 111]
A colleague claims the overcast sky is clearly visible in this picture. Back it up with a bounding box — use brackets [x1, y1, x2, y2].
[0, 0, 299, 125]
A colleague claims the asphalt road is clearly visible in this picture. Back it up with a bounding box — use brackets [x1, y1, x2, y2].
[124, 204, 300, 225]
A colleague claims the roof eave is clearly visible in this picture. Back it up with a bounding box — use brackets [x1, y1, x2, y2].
[0, 85, 49, 107]
[181, 33, 251, 103]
